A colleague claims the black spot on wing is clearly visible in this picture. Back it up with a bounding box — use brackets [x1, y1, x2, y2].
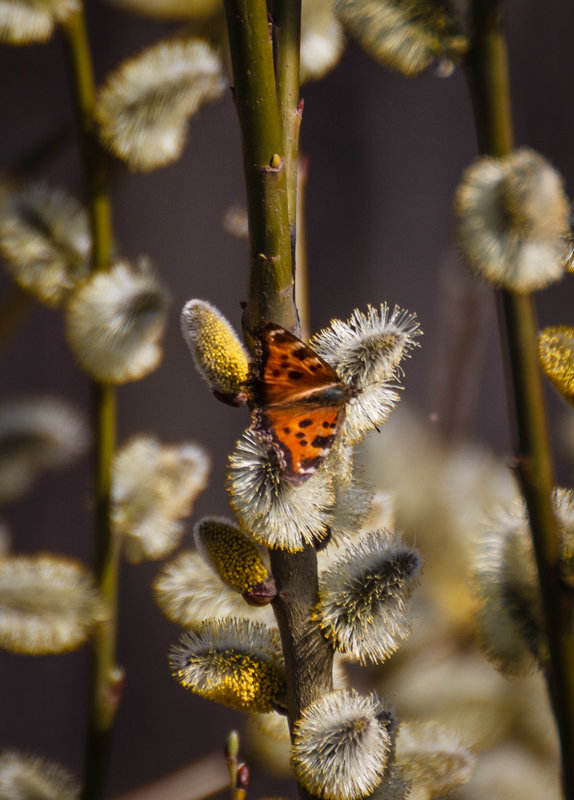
[299, 419, 313, 428]
[300, 455, 322, 473]
[311, 434, 335, 450]
[292, 346, 310, 361]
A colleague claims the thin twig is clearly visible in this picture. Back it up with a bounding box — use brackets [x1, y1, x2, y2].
[60, 8, 119, 800]
[465, 3, 574, 797]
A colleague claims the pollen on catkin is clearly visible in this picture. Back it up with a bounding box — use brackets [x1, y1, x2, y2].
[0, 0, 79, 45]
[65, 258, 170, 383]
[538, 326, 574, 405]
[0, 397, 89, 505]
[0, 183, 91, 308]
[227, 427, 336, 551]
[315, 530, 422, 664]
[291, 690, 393, 800]
[194, 517, 271, 597]
[170, 619, 286, 713]
[0, 554, 103, 655]
[96, 37, 226, 171]
[455, 148, 570, 292]
[113, 436, 210, 562]
[0, 750, 80, 800]
[334, 0, 467, 78]
[181, 299, 250, 405]
[154, 549, 275, 629]
[311, 305, 420, 444]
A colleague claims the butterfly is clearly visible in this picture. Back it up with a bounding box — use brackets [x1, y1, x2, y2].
[246, 323, 357, 485]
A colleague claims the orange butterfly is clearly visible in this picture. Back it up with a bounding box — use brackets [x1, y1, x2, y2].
[247, 323, 356, 485]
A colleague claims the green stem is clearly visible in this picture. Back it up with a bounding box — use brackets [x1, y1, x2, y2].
[61, 9, 119, 800]
[61, 8, 112, 273]
[466, 3, 574, 797]
[223, 0, 297, 335]
[223, 5, 333, 799]
[274, 0, 302, 247]
[295, 156, 310, 339]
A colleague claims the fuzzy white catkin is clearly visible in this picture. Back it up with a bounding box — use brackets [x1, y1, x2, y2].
[291, 690, 392, 800]
[96, 38, 226, 171]
[456, 149, 570, 292]
[65, 259, 170, 383]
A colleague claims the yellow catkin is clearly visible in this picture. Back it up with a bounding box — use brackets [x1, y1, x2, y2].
[197, 519, 268, 593]
[181, 300, 249, 397]
[538, 326, 574, 404]
[178, 651, 283, 712]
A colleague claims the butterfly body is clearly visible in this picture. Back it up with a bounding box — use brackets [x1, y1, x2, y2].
[247, 323, 355, 484]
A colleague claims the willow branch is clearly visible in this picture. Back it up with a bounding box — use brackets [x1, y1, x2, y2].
[223, 4, 333, 796]
[274, 0, 302, 246]
[223, 0, 297, 334]
[60, 9, 119, 800]
[465, 3, 574, 797]
[295, 156, 310, 340]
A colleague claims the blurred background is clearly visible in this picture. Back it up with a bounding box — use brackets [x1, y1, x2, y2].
[0, 0, 573, 796]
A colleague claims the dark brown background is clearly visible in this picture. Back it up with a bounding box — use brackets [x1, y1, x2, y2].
[1, 0, 573, 796]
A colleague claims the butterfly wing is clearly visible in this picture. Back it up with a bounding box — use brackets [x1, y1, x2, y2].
[248, 324, 350, 484]
[255, 403, 343, 484]
[248, 323, 342, 407]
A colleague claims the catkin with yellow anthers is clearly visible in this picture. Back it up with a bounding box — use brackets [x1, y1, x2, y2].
[538, 326, 574, 405]
[315, 530, 422, 665]
[192, 650, 283, 711]
[181, 299, 249, 404]
[194, 518, 269, 594]
[154, 549, 275, 628]
[170, 619, 286, 713]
